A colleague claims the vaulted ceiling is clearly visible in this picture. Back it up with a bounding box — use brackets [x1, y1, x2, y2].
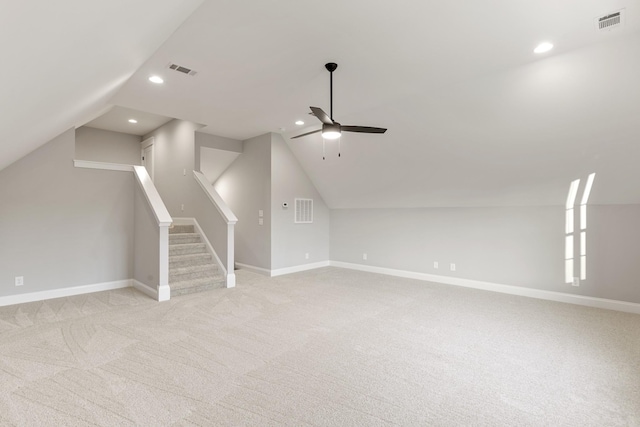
[3, 0, 640, 207]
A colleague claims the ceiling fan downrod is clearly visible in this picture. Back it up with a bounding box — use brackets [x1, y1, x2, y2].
[325, 62, 338, 121]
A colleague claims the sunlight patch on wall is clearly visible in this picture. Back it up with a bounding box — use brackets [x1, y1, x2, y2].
[565, 173, 595, 284]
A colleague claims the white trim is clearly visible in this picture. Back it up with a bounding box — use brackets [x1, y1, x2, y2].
[235, 262, 271, 276]
[73, 159, 134, 172]
[0, 280, 131, 307]
[193, 171, 238, 224]
[329, 261, 640, 315]
[172, 217, 227, 276]
[133, 166, 172, 226]
[158, 225, 170, 302]
[235, 261, 330, 277]
[271, 261, 330, 277]
[132, 280, 157, 300]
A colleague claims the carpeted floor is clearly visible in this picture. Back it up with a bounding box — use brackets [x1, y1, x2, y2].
[0, 267, 638, 426]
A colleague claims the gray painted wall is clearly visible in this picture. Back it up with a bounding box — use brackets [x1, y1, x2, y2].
[133, 183, 160, 289]
[330, 205, 640, 304]
[271, 133, 329, 269]
[214, 134, 271, 269]
[0, 128, 134, 297]
[75, 126, 142, 165]
[143, 119, 203, 217]
[195, 131, 243, 170]
[193, 184, 230, 269]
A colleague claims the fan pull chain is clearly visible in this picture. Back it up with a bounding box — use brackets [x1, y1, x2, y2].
[338, 137, 341, 157]
[322, 138, 326, 160]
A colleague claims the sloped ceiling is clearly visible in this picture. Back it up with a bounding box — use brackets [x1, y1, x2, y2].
[0, 0, 203, 171]
[4, 0, 640, 208]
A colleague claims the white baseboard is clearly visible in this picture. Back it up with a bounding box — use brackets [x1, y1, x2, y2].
[329, 261, 640, 315]
[0, 279, 132, 307]
[235, 262, 271, 276]
[235, 261, 331, 277]
[132, 280, 158, 300]
[271, 261, 331, 277]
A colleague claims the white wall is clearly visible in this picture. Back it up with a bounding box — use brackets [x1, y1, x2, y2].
[214, 134, 271, 269]
[75, 126, 142, 165]
[0, 128, 134, 297]
[271, 133, 329, 269]
[330, 205, 640, 304]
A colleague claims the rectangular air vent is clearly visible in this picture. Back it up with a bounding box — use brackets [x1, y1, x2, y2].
[167, 63, 197, 76]
[596, 10, 624, 32]
[295, 198, 313, 223]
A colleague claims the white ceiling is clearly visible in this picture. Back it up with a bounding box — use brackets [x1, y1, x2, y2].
[0, 0, 203, 171]
[3, 0, 640, 208]
[83, 106, 173, 137]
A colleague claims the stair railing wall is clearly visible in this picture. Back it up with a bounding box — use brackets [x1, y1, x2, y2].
[133, 166, 173, 300]
[193, 171, 238, 288]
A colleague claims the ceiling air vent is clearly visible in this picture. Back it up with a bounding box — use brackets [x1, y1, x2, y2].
[596, 10, 624, 32]
[167, 63, 197, 76]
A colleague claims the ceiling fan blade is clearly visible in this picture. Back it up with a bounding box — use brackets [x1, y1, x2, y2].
[291, 129, 322, 139]
[309, 107, 333, 125]
[341, 125, 387, 134]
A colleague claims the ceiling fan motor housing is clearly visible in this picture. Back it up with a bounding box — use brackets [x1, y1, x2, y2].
[322, 122, 341, 139]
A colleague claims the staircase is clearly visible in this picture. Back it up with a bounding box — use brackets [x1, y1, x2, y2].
[169, 224, 225, 297]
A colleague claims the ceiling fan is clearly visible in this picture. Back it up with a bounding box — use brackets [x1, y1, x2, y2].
[291, 62, 387, 155]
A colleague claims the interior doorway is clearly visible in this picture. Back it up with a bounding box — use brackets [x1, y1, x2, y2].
[141, 137, 155, 181]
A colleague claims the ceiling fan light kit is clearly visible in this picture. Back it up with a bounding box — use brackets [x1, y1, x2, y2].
[291, 62, 387, 158]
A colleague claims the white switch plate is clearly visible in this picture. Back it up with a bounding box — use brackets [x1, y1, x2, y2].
[15, 276, 23, 286]
[258, 210, 264, 218]
[450, 263, 456, 271]
[258, 218, 264, 226]
[433, 261, 439, 269]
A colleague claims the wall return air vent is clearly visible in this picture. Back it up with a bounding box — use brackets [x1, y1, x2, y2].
[167, 63, 197, 76]
[596, 10, 624, 32]
[295, 198, 313, 224]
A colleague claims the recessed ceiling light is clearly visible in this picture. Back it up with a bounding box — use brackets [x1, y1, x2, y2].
[295, 120, 304, 126]
[128, 119, 138, 124]
[148, 75, 164, 84]
[534, 42, 554, 54]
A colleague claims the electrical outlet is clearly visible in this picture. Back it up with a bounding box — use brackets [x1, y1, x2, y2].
[434, 261, 439, 269]
[572, 277, 580, 287]
[15, 276, 23, 286]
[363, 253, 368, 261]
[450, 263, 456, 272]
[305, 253, 309, 260]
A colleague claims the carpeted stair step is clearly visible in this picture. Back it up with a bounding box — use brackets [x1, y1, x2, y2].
[170, 275, 225, 297]
[169, 224, 195, 234]
[167, 222, 225, 297]
[169, 253, 212, 269]
[169, 264, 219, 282]
[169, 242, 207, 256]
[169, 233, 201, 244]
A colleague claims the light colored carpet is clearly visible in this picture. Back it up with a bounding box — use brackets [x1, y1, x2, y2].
[0, 267, 638, 426]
